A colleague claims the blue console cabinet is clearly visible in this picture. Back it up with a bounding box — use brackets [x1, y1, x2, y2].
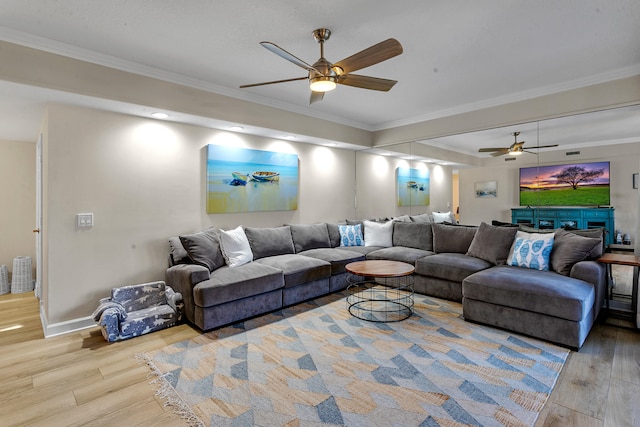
[511, 207, 614, 245]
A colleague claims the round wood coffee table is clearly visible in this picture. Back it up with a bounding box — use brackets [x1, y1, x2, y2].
[345, 260, 415, 322]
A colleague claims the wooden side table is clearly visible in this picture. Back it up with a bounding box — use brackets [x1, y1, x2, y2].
[598, 253, 639, 328]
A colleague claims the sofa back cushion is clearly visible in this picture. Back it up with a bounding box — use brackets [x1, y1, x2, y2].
[392, 222, 433, 251]
[432, 223, 477, 253]
[244, 226, 295, 260]
[179, 228, 226, 272]
[290, 223, 331, 253]
[326, 223, 342, 248]
[466, 222, 518, 265]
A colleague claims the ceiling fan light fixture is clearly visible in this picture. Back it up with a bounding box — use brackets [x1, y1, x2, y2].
[509, 149, 523, 156]
[309, 76, 337, 92]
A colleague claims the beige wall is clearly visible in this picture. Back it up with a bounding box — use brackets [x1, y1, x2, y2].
[42, 104, 357, 326]
[355, 149, 453, 220]
[0, 140, 36, 279]
[459, 141, 640, 243]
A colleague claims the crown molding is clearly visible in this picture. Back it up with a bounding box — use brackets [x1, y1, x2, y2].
[373, 65, 640, 131]
[0, 26, 371, 131]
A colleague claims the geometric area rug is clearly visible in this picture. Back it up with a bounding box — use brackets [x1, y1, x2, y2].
[139, 292, 569, 427]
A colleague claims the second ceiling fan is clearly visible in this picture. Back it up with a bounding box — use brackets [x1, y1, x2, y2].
[240, 29, 403, 104]
[479, 132, 558, 157]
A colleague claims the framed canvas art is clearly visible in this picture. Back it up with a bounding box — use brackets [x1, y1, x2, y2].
[396, 167, 430, 206]
[475, 180, 497, 198]
[206, 145, 299, 213]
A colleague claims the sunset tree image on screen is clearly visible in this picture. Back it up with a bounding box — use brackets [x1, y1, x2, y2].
[553, 166, 604, 190]
[519, 161, 610, 207]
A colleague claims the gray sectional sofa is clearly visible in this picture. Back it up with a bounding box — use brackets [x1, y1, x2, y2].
[166, 220, 607, 349]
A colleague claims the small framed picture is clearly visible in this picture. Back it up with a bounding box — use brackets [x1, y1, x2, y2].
[474, 180, 497, 198]
[634, 173, 638, 189]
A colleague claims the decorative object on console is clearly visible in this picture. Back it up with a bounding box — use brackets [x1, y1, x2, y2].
[206, 145, 298, 214]
[396, 167, 429, 206]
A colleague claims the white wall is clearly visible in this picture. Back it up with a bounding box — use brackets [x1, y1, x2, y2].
[42, 104, 357, 326]
[0, 140, 36, 278]
[459, 141, 640, 243]
[355, 150, 453, 220]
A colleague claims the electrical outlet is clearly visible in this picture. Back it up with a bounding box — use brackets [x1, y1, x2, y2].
[77, 213, 94, 228]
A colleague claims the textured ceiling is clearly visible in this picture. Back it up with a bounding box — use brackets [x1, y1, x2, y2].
[0, 0, 639, 154]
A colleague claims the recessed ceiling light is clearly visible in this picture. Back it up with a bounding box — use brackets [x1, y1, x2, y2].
[229, 125, 244, 131]
[151, 112, 169, 119]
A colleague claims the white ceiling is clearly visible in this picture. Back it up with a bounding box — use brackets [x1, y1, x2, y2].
[0, 0, 639, 157]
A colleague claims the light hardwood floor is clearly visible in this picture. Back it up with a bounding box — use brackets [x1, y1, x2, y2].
[0, 292, 638, 426]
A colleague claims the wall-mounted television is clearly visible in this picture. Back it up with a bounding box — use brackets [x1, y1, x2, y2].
[519, 161, 610, 207]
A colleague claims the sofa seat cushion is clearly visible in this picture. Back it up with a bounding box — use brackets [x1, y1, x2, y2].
[416, 253, 492, 283]
[463, 265, 595, 322]
[298, 248, 364, 275]
[256, 254, 331, 288]
[366, 246, 434, 264]
[194, 263, 284, 308]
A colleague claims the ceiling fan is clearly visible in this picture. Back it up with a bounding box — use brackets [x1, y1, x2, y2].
[478, 132, 559, 157]
[239, 28, 403, 104]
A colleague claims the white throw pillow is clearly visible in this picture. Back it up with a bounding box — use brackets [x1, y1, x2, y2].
[393, 215, 412, 222]
[363, 220, 394, 247]
[432, 211, 452, 223]
[219, 226, 253, 267]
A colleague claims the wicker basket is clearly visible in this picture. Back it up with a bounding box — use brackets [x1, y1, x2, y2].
[11, 256, 34, 294]
[0, 265, 8, 295]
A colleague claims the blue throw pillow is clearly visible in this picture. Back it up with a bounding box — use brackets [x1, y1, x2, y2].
[338, 224, 363, 247]
[508, 231, 554, 271]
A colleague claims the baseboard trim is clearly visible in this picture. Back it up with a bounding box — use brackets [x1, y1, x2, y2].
[40, 306, 95, 338]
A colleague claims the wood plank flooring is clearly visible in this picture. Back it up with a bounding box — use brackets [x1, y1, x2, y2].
[0, 292, 638, 426]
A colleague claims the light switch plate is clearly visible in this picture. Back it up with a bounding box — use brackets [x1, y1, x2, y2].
[77, 213, 94, 228]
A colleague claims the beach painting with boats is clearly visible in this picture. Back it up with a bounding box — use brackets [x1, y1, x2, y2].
[396, 167, 430, 206]
[206, 145, 298, 213]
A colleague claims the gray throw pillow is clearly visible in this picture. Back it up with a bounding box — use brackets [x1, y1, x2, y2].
[392, 222, 433, 251]
[179, 228, 225, 272]
[244, 226, 295, 260]
[566, 228, 605, 259]
[326, 223, 342, 248]
[432, 223, 477, 254]
[551, 229, 601, 276]
[466, 222, 518, 265]
[168, 236, 191, 265]
[290, 223, 331, 253]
